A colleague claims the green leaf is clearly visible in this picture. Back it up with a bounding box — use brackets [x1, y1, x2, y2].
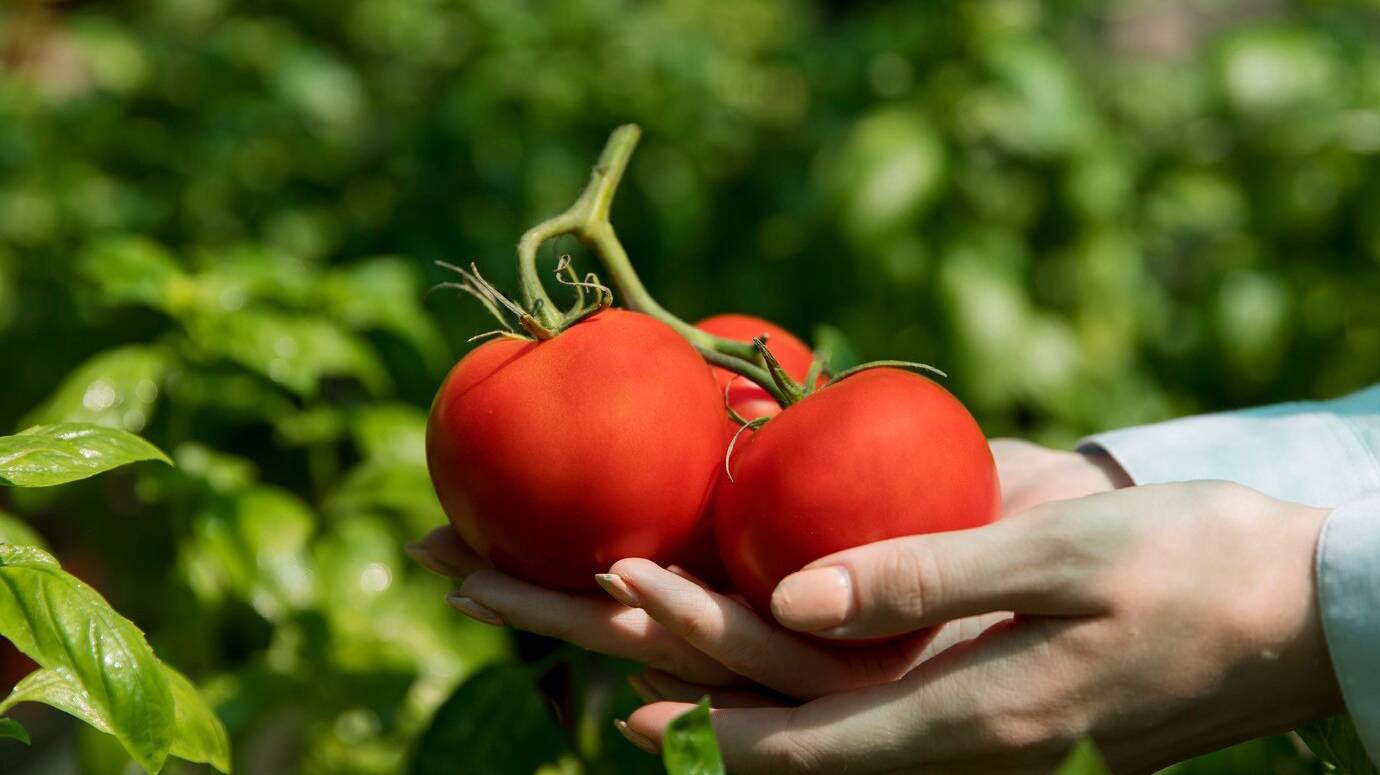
[322, 257, 450, 370]
[0, 423, 172, 488]
[0, 545, 174, 772]
[351, 403, 428, 464]
[1298, 716, 1379, 775]
[327, 459, 444, 534]
[80, 236, 188, 313]
[184, 309, 391, 398]
[409, 664, 567, 775]
[163, 665, 232, 773]
[821, 107, 945, 244]
[182, 487, 316, 619]
[1052, 738, 1112, 775]
[0, 510, 47, 550]
[22, 346, 167, 432]
[0, 665, 230, 772]
[187, 245, 319, 311]
[662, 697, 724, 775]
[0, 717, 29, 744]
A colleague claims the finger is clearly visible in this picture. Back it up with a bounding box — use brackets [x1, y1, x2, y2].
[458, 570, 741, 686]
[913, 611, 1015, 664]
[407, 526, 488, 578]
[635, 670, 789, 709]
[604, 559, 922, 698]
[628, 618, 1080, 773]
[771, 511, 1102, 639]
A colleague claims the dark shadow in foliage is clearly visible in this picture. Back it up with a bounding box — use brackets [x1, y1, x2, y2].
[408, 664, 567, 775]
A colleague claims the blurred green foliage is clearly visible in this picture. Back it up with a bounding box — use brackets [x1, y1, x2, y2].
[1, 0, 1378, 772]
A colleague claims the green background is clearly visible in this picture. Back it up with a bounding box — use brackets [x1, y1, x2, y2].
[0, 0, 1377, 772]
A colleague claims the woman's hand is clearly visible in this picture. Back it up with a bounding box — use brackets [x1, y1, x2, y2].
[407, 526, 999, 696]
[406, 440, 1115, 696]
[622, 482, 1343, 774]
[990, 438, 1130, 515]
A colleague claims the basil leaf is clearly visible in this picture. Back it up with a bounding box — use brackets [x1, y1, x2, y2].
[80, 236, 188, 314]
[0, 510, 47, 550]
[0, 717, 29, 744]
[0, 423, 171, 488]
[184, 309, 390, 398]
[0, 665, 229, 772]
[0, 545, 174, 772]
[322, 257, 449, 370]
[181, 487, 316, 619]
[22, 346, 166, 433]
[662, 698, 725, 775]
[1053, 738, 1112, 774]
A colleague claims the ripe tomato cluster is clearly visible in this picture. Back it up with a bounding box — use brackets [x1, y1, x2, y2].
[424, 124, 1000, 633]
[427, 307, 998, 617]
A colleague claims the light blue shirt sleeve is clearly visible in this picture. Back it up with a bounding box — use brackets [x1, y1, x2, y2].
[1078, 383, 1380, 765]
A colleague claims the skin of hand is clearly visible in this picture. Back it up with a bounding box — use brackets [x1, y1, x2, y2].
[622, 481, 1344, 774]
[405, 440, 1124, 697]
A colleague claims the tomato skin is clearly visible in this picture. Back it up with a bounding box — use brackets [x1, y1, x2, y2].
[672, 314, 815, 588]
[713, 367, 1001, 619]
[695, 314, 815, 424]
[426, 310, 727, 590]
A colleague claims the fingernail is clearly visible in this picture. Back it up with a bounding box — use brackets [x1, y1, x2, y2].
[445, 593, 505, 626]
[595, 573, 642, 608]
[627, 674, 663, 703]
[771, 565, 854, 632]
[406, 542, 457, 577]
[614, 719, 659, 755]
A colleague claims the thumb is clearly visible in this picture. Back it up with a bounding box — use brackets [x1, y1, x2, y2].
[770, 511, 1101, 639]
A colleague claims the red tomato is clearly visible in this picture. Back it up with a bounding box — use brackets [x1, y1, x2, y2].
[427, 310, 727, 590]
[695, 314, 815, 424]
[713, 367, 1001, 620]
[673, 314, 815, 588]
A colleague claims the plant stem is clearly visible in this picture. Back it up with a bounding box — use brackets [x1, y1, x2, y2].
[515, 124, 795, 405]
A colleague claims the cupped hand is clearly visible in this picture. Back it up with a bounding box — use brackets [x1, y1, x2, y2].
[406, 441, 1125, 697]
[407, 525, 1004, 697]
[623, 482, 1343, 774]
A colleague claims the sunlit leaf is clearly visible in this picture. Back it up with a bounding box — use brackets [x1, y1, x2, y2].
[327, 460, 443, 534]
[322, 257, 450, 370]
[0, 664, 229, 772]
[351, 403, 428, 464]
[80, 236, 188, 313]
[183, 487, 317, 619]
[184, 309, 391, 398]
[820, 107, 945, 243]
[408, 664, 567, 775]
[163, 665, 232, 773]
[0, 545, 173, 772]
[187, 244, 319, 312]
[22, 345, 166, 432]
[662, 698, 724, 775]
[0, 423, 171, 488]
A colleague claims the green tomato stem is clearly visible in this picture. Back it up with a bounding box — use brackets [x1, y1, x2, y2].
[514, 124, 795, 406]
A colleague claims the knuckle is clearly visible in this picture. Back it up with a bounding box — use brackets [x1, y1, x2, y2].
[717, 626, 778, 681]
[758, 711, 829, 775]
[873, 541, 943, 618]
[665, 590, 718, 643]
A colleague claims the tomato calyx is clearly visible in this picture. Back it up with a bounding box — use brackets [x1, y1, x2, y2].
[434, 257, 613, 341]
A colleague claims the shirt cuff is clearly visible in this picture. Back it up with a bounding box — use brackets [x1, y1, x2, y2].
[1078, 406, 1380, 508]
[1316, 495, 1380, 765]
